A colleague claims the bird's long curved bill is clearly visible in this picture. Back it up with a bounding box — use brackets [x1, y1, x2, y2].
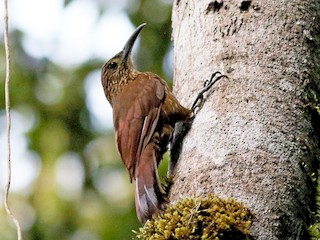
[122, 23, 146, 63]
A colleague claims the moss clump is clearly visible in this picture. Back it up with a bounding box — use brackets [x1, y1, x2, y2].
[302, 88, 320, 116]
[135, 194, 254, 240]
[308, 169, 320, 239]
[309, 223, 320, 239]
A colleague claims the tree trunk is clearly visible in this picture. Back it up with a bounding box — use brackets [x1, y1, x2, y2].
[170, 0, 320, 239]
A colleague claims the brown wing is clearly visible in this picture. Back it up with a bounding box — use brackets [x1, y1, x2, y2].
[112, 73, 165, 181]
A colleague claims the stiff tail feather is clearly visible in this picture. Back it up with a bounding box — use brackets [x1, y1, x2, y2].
[135, 144, 164, 224]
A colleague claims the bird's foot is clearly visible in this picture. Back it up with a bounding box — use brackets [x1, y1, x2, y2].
[169, 72, 227, 176]
[191, 71, 228, 114]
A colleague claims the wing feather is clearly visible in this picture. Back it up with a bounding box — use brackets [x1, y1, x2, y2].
[112, 73, 165, 180]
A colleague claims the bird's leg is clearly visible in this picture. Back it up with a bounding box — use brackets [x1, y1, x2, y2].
[169, 120, 192, 175]
[169, 72, 227, 176]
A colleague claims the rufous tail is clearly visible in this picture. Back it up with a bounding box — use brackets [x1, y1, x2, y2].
[135, 143, 164, 224]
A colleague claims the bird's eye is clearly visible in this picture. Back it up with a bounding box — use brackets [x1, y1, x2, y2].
[107, 62, 118, 69]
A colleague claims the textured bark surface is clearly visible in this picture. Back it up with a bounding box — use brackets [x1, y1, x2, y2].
[170, 0, 320, 239]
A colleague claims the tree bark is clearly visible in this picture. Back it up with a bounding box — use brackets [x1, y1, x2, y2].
[170, 0, 320, 239]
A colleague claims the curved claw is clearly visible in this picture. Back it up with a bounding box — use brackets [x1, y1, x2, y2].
[191, 71, 228, 113]
[203, 80, 210, 88]
[204, 71, 221, 87]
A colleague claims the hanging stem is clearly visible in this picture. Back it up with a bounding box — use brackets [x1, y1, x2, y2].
[3, 0, 23, 239]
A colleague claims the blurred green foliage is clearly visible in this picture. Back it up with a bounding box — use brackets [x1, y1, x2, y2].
[0, 0, 173, 239]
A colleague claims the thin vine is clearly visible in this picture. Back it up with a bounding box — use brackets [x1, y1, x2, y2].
[3, 0, 23, 239]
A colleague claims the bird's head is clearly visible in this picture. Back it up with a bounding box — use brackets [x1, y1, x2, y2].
[101, 23, 146, 102]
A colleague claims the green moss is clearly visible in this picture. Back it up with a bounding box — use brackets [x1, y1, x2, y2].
[302, 87, 320, 114]
[135, 194, 254, 240]
[309, 169, 320, 239]
[309, 223, 320, 239]
[302, 80, 320, 239]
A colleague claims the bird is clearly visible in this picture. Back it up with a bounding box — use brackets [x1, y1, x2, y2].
[101, 23, 225, 224]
